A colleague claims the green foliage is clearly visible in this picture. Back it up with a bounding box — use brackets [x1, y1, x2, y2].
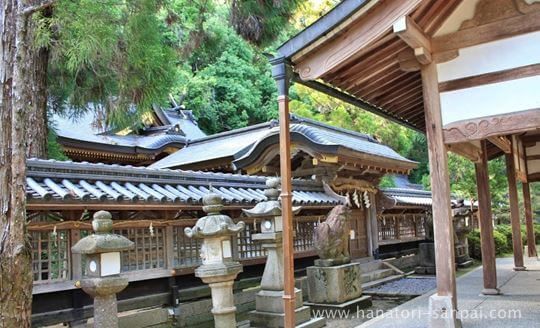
[407, 134, 428, 184]
[467, 228, 509, 260]
[47, 129, 69, 161]
[289, 84, 417, 156]
[467, 229, 482, 259]
[42, 0, 179, 129]
[230, 0, 304, 46]
[493, 229, 510, 255]
[379, 176, 396, 189]
[468, 224, 540, 260]
[179, 16, 278, 133]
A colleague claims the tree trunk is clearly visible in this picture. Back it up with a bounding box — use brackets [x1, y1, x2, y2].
[26, 10, 50, 159]
[0, 1, 38, 326]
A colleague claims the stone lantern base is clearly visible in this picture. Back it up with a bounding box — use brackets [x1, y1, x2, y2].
[305, 262, 371, 313]
[249, 288, 326, 328]
[415, 242, 437, 274]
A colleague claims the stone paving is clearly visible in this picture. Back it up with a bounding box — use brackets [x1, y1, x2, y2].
[357, 256, 540, 328]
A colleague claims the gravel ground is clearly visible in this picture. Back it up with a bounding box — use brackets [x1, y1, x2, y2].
[324, 278, 437, 328]
[365, 276, 437, 296]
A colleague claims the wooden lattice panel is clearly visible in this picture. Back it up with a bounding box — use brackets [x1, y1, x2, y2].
[31, 230, 71, 282]
[115, 227, 166, 271]
[294, 220, 318, 252]
[237, 223, 265, 259]
[173, 226, 202, 267]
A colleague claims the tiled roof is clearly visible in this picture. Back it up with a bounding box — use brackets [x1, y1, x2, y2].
[26, 159, 342, 207]
[383, 188, 477, 208]
[150, 115, 416, 170]
[51, 107, 206, 152]
[383, 188, 433, 207]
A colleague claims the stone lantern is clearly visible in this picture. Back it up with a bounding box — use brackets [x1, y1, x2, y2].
[71, 210, 134, 328]
[452, 200, 473, 268]
[185, 188, 245, 328]
[243, 178, 325, 328]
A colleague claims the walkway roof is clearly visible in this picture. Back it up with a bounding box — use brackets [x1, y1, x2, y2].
[25, 159, 342, 210]
[150, 114, 416, 173]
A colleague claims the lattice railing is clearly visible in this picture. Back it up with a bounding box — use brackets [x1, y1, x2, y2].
[31, 230, 71, 282]
[173, 226, 202, 268]
[28, 215, 325, 285]
[378, 214, 427, 242]
[114, 227, 166, 271]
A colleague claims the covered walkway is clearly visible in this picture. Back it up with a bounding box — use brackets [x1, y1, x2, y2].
[359, 256, 540, 328]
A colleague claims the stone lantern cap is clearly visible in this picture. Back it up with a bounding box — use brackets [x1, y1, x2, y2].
[242, 177, 301, 217]
[185, 187, 245, 238]
[72, 211, 134, 254]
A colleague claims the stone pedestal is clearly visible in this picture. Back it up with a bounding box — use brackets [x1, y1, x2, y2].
[429, 294, 462, 328]
[250, 289, 324, 328]
[305, 262, 371, 312]
[244, 179, 325, 328]
[93, 294, 118, 328]
[71, 211, 134, 328]
[185, 189, 245, 328]
[200, 275, 238, 328]
[455, 243, 473, 268]
[415, 242, 436, 274]
[248, 233, 325, 328]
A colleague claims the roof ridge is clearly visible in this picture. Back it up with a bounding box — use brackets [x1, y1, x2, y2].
[26, 158, 322, 188]
[290, 114, 377, 143]
[183, 121, 274, 145]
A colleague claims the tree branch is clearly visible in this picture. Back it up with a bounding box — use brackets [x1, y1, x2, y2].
[22, 0, 55, 16]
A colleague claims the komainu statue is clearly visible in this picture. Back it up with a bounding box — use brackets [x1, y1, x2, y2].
[313, 205, 351, 266]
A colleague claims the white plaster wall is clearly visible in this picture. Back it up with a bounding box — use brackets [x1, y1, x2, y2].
[440, 75, 540, 125]
[437, 31, 540, 82]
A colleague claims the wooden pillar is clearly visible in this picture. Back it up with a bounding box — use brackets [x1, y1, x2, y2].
[475, 141, 499, 294]
[420, 62, 459, 320]
[523, 182, 537, 257]
[505, 153, 526, 270]
[272, 57, 295, 328]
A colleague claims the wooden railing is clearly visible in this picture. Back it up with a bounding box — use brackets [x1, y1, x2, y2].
[377, 213, 427, 245]
[29, 215, 325, 292]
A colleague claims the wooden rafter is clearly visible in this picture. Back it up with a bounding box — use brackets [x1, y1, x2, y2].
[487, 136, 512, 154]
[295, 0, 423, 81]
[446, 142, 482, 162]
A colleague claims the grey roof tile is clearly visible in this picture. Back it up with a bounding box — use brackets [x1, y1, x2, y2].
[150, 115, 415, 170]
[26, 159, 342, 207]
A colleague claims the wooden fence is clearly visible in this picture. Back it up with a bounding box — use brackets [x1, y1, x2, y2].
[377, 213, 427, 245]
[29, 215, 324, 292]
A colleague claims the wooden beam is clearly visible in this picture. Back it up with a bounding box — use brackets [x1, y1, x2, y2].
[393, 16, 431, 53]
[439, 63, 540, 92]
[414, 46, 431, 65]
[475, 140, 499, 295]
[446, 142, 481, 163]
[396, 48, 457, 73]
[487, 136, 511, 154]
[505, 152, 526, 270]
[523, 182, 538, 257]
[393, 15, 433, 65]
[420, 62, 458, 312]
[443, 108, 540, 144]
[432, 10, 540, 54]
[294, 0, 422, 81]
